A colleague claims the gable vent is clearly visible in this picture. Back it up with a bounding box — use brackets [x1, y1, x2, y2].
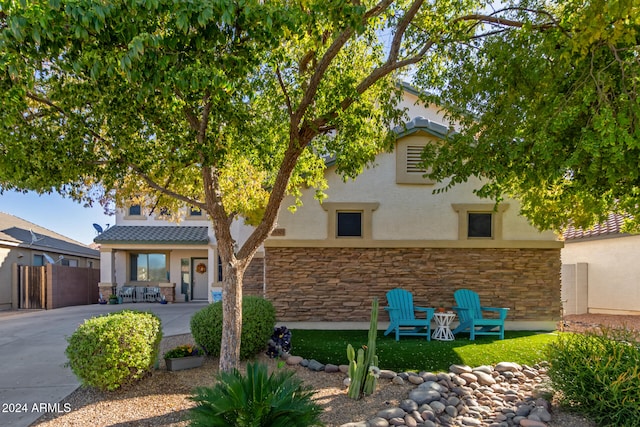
[406, 145, 426, 173]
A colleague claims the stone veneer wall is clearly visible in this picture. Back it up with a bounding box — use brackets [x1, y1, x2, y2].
[242, 257, 265, 297]
[265, 247, 561, 323]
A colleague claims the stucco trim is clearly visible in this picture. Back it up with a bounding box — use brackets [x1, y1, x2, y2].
[264, 239, 563, 249]
[452, 203, 509, 240]
[395, 137, 437, 185]
[321, 202, 380, 240]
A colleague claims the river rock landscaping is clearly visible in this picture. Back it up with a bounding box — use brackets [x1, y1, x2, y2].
[288, 356, 562, 427]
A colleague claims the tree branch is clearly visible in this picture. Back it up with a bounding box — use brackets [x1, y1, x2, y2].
[276, 65, 293, 117]
[175, 88, 200, 132]
[387, 0, 424, 63]
[202, 165, 237, 256]
[457, 13, 556, 31]
[198, 91, 212, 143]
[26, 90, 105, 142]
[129, 164, 206, 211]
[292, 0, 396, 141]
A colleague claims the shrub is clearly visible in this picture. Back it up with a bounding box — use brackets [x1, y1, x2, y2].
[189, 362, 324, 427]
[65, 310, 162, 391]
[190, 296, 276, 360]
[546, 328, 640, 426]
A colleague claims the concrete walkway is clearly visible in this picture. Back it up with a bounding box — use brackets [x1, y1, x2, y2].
[0, 302, 207, 427]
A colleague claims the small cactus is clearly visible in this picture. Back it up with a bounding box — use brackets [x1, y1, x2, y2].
[347, 297, 379, 399]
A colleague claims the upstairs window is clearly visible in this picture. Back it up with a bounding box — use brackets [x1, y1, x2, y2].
[468, 213, 493, 238]
[158, 206, 172, 218]
[452, 204, 509, 240]
[125, 204, 146, 220]
[322, 202, 379, 240]
[188, 206, 203, 219]
[337, 212, 362, 237]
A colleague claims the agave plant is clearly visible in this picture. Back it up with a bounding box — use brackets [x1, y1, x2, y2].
[189, 362, 324, 427]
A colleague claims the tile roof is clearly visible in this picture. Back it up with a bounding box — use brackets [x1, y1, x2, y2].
[393, 116, 452, 140]
[0, 212, 99, 258]
[93, 225, 210, 245]
[563, 213, 627, 241]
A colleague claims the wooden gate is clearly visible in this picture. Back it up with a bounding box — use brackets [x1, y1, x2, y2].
[17, 265, 47, 309]
[16, 264, 100, 309]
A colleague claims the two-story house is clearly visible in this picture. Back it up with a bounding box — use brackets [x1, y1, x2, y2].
[95, 88, 563, 329]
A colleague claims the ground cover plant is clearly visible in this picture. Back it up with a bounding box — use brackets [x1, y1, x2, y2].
[291, 330, 556, 372]
[189, 362, 324, 427]
[547, 328, 640, 427]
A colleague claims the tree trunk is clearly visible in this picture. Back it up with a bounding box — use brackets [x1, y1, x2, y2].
[218, 259, 248, 372]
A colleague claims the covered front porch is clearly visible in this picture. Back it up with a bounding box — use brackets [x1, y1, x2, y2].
[95, 225, 222, 303]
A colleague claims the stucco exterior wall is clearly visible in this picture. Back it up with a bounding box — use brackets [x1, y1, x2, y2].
[266, 247, 561, 328]
[272, 140, 557, 243]
[562, 235, 640, 315]
[264, 97, 562, 328]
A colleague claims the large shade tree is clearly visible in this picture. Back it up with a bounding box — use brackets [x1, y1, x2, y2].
[415, 0, 640, 232]
[1, 0, 557, 370]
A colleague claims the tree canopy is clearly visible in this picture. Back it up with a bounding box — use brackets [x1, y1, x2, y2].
[415, 0, 640, 232]
[3, 0, 513, 370]
[4, 0, 633, 369]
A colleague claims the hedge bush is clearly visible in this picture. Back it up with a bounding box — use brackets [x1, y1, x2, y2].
[65, 310, 163, 391]
[546, 328, 640, 426]
[191, 296, 276, 360]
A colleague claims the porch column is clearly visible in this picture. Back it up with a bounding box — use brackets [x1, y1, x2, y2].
[98, 249, 117, 297]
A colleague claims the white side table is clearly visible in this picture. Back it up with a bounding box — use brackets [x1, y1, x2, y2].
[432, 312, 456, 341]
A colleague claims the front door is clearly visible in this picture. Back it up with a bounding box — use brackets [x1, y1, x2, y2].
[192, 258, 209, 300]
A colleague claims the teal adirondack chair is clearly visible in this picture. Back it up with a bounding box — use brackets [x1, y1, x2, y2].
[383, 288, 435, 341]
[452, 289, 509, 340]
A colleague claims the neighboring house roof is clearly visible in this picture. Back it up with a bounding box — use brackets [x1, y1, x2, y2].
[0, 212, 99, 258]
[94, 225, 209, 245]
[563, 213, 628, 241]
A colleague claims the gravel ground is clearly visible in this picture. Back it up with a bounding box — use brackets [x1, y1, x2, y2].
[32, 314, 640, 427]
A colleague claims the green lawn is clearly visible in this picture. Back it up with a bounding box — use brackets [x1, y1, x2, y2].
[290, 330, 558, 373]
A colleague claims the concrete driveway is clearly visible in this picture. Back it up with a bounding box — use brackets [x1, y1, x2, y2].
[0, 302, 207, 427]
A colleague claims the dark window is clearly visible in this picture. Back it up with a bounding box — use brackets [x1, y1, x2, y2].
[128, 205, 141, 216]
[468, 213, 492, 238]
[130, 253, 166, 281]
[189, 207, 202, 216]
[337, 212, 362, 237]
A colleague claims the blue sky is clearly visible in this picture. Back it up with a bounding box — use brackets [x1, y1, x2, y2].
[0, 190, 113, 245]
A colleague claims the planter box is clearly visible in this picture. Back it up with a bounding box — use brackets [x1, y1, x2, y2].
[165, 356, 204, 371]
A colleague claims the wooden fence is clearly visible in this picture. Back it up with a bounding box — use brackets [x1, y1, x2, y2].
[16, 264, 100, 309]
